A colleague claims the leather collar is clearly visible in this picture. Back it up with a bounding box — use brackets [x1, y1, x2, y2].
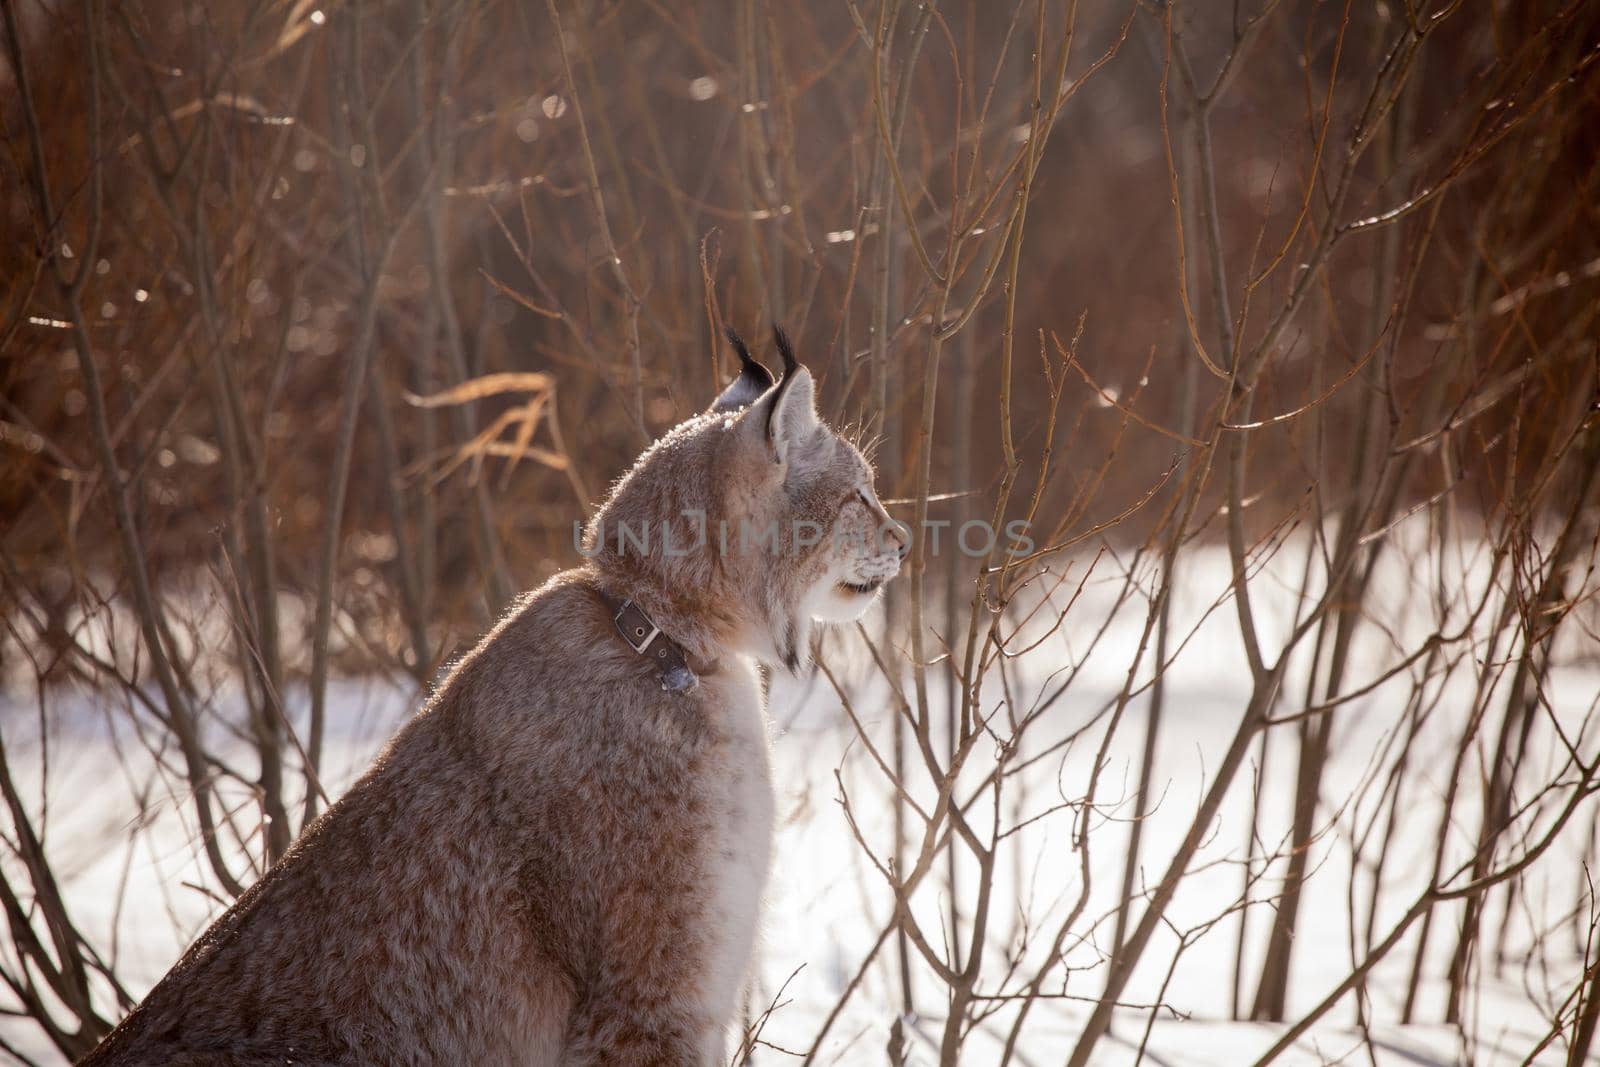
[596, 588, 698, 692]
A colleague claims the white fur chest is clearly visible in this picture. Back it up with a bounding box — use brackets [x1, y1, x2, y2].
[695, 658, 775, 1050]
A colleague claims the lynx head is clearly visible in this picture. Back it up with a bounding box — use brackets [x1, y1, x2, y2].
[585, 326, 908, 670]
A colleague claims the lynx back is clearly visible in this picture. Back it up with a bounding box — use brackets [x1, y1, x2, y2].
[81, 326, 905, 1067]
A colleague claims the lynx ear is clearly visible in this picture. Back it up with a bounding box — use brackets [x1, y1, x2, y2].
[763, 324, 818, 464]
[712, 328, 775, 413]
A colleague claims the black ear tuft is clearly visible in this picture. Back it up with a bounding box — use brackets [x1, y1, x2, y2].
[766, 323, 802, 441]
[725, 327, 768, 381]
[712, 327, 775, 413]
[772, 324, 799, 381]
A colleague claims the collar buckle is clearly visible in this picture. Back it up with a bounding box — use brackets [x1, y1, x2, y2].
[601, 592, 699, 693]
[613, 601, 661, 654]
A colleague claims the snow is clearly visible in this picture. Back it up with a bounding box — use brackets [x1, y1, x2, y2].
[2, 529, 1596, 1065]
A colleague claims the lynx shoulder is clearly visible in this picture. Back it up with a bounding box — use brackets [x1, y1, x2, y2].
[80, 327, 906, 1067]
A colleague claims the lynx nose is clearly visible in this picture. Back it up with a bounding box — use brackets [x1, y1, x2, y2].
[886, 525, 910, 561]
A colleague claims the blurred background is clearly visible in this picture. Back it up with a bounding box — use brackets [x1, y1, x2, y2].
[3, 0, 1600, 1063]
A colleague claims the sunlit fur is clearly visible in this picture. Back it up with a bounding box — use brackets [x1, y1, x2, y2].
[81, 339, 902, 1067]
[586, 359, 907, 672]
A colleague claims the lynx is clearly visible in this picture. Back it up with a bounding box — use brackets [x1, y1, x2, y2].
[80, 327, 907, 1067]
